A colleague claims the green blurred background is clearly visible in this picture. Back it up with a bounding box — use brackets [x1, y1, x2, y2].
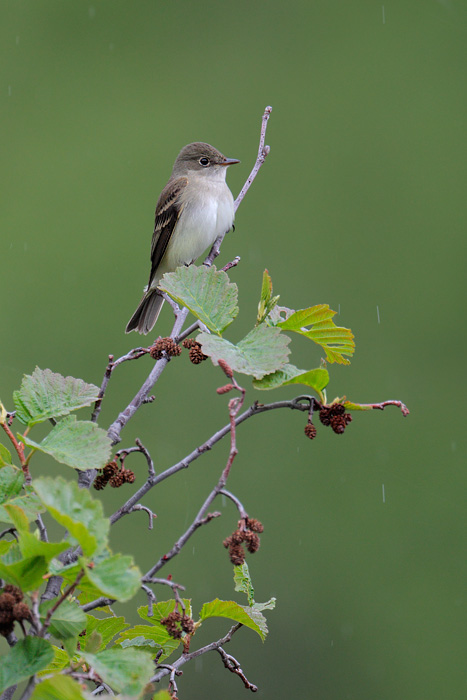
[1, 1, 466, 697]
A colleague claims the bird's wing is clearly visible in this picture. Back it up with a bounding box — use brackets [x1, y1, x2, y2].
[148, 176, 189, 286]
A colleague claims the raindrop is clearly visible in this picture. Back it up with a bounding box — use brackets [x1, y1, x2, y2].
[382, 5, 386, 24]
[376, 305, 381, 323]
[89, 6, 95, 18]
[382, 483, 385, 503]
[16, 36, 20, 45]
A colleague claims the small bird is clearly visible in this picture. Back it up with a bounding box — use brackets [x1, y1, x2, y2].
[125, 142, 240, 334]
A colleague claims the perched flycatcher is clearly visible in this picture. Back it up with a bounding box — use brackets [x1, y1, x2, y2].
[125, 142, 240, 334]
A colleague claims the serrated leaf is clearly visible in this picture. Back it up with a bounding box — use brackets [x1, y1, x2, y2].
[81, 648, 154, 696]
[13, 367, 100, 427]
[33, 477, 109, 557]
[40, 598, 86, 640]
[18, 531, 68, 561]
[0, 554, 48, 591]
[160, 264, 239, 334]
[36, 645, 70, 677]
[81, 614, 129, 651]
[0, 465, 23, 502]
[23, 415, 111, 471]
[278, 305, 355, 364]
[0, 637, 54, 694]
[198, 325, 290, 380]
[253, 364, 330, 395]
[0, 490, 45, 525]
[199, 598, 267, 640]
[82, 553, 141, 602]
[31, 675, 87, 700]
[0, 442, 12, 466]
[0, 468, 45, 526]
[234, 563, 255, 606]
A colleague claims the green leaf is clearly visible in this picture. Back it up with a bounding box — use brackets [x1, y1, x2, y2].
[118, 623, 172, 647]
[253, 363, 329, 394]
[31, 675, 88, 700]
[277, 305, 355, 365]
[0, 553, 48, 591]
[81, 647, 154, 696]
[13, 367, 100, 427]
[4, 503, 29, 532]
[82, 553, 141, 602]
[234, 562, 255, 606]
[160, 264, 239, 335]
[0, 468, 45, 525]
[0, 637, 54, 694]
[0, 466, 23, 502]
[40, 598, 86, 640]
[33, 477, 109, 556]
[0, 442, 13, 466]
[23, 415, 111, 471]
[199, 598, 268, 640]
[198, 325, 291, 380]
[36, 645, 70, 677]
[257, 269, 280, 325]
[343, 400, 372, 411]
[81, 614, 129, 651]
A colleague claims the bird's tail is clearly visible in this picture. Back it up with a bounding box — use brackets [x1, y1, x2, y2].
[125, 289, 165, 334]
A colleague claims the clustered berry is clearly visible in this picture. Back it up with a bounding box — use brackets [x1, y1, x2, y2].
[223, 517, 264, 565]
[0, 585, 31, 637]
[160, 611, 195, 640]
[319, 402, 353, 434]
[182, 338, 208, 364]
[93, 460, 135, 491]
[149, 337, 182, 360]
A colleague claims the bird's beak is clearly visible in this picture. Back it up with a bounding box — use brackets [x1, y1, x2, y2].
[221, 157, 240, 166]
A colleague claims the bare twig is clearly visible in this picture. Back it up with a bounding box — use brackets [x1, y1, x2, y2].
[107, 308, 189, 445]
[222, 256, 241, 272]
[39, 570, 85, 637]
[0, 528, 18, 541]
[151, 623, 242, 684]
[109, 396, 311, 525]
[129, 504, 156, 529]
[204, 106, 272, 267]
[354, 399, 410, 416]
[91, 349, 149, 424]
[35, 515, 48, 542]
[219, 489, 248, 519]
[217, 647, 258, 692]
[81, 597, 116, 613]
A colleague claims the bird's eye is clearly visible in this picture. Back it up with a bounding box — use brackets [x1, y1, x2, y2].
[199, 157, 210, 167]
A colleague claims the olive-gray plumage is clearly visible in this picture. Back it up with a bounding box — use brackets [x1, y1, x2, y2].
[125, 142, 239, 334]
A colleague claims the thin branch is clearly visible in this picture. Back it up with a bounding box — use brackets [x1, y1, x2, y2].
[204, 106, 272, 267]
[91, 349, 149, 424]
[39, 570, 85, 637]
[81, 596, 116, 613]
[109, 396, 311, 525]
[354, 399, 410, 416]
[35, 514, 48, 542]
[129, 504, 156, 529]
[222, 256, 241, 273]
[107, 308, 189, 445]
[219, 489, 248, 519]
[151, 623, 242, 683]
[0, 528, 18, 541]
[217, 647, 258, 692]
[143, 510, 221, 579]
